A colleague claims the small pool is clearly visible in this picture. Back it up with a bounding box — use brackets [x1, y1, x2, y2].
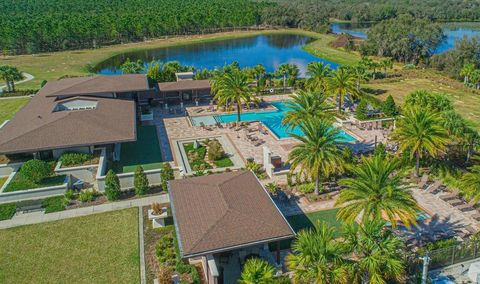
[191, 102, 357, 142]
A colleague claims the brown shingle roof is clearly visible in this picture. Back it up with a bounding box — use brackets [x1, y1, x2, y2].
[0, 77, 139, 154]
[43, 74, 149, 97]
[158, 79, 211, 92]
[169, 171, 295, 258]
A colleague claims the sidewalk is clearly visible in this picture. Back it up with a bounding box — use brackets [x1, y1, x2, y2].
[0, 194, 170, 229]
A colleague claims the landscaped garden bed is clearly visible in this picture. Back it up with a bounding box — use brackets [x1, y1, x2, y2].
[0, 208, 140, 283]
[3, 160, 66, 193]
[143, 205, 202, 284]
[183, 138, 234, 171]
[59, 151, 100, 168]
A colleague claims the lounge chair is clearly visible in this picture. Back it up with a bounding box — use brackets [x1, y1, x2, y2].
[456, 200, 477, 212]
[426, 180, 442, 194]
[466, 225, 478, 235]
[472, 213, 480, 221]
[439, 189, 460, 201]
[448, 198, 463, 206]
[215, 122, 224, 129]
[418, 174, 429, 189]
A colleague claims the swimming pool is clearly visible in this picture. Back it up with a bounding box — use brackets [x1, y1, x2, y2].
[191, 102, 357, 142]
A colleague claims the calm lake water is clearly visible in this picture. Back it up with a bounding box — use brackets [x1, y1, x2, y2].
[331, 22, 480, 54]
[96, 34, 339, 76]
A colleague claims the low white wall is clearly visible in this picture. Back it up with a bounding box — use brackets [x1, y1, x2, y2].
[0, 176, 70, 204]
[54, 161, 98, 184]
[96, 168, 162, 192]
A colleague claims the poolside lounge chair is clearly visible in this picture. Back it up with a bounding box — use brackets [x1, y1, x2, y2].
[466, 225, 478, 235]
[439, 189, 460, 201]
[426, 180, 442, 194]
[200, 122, 212, 131]
[456, 200, 477, 212]
[418, 174, 429, 189]
[447, 198, 463, 206]
[215, 122, 224, 129]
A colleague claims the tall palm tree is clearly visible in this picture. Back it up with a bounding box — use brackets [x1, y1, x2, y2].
[238, 258, 276, 284]
[211, 70, 253, 122]
[288, 118, 344, 195]
[343, 219, 405, 284]
[0, 65, 23, 92]
[276, 63, 290, 91]
[253, 64, 266, 88]
[392, 107, 449, 177]
[461, 166, 480, 202]
[348, 65, 369, 93]
[460, 63, 476, 85]
[306, 61, 332, 91]
[326, 67, 359, 112]
[282, 90, 331, 129]
[286, 221, 350, 284]
[335, 155, 418, 228]
[380, 58, 393, 78]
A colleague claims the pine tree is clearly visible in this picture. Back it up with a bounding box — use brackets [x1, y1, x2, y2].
[383, 95, 398, 117]
[356, 100, 368, 120]
[160, 163, 174, 191]
[134, 166, 149, 196]
[105, 170, 121, 201]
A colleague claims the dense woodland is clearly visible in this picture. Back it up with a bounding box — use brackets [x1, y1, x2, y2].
[0, 0, 265, 54]
[3, 0, 480, 54]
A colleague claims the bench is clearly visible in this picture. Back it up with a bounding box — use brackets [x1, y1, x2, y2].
[16, 204, 43, 214]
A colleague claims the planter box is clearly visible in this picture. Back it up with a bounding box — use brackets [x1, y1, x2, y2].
[140, 112, 153, 121]
[0, 176, 70, 204]
[148, 208, 168, 228]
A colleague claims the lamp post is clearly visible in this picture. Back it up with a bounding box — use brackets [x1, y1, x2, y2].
[419, 254, 431, 284]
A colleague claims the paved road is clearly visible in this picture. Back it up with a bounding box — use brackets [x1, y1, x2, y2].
[0, 193, 170, 229]
[0, 72, 34, 92]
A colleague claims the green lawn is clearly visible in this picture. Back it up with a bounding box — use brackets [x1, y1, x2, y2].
[3, 172, 66, 192]
[114, 125, 163, 173]
[0, 97, 30, 124]
[0, 176, 7, 188]
[0, 208, 140, 283]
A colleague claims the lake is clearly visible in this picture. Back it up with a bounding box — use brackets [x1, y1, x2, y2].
[331, 22, 480, 54]
[95, 34, 339, 76]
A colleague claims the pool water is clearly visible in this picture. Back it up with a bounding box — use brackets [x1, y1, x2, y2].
[191, 102, 357, 142]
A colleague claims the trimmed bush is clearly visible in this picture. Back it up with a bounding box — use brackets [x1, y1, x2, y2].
[134, 166, 149, 196]
[160, 163, 174, 191]
[105, 170, 121, 201]
[20, 159, 51, 183]
[382, 95, 398, 117]
[0, 203, 16, 220]
[64, 189, 76, 200]
[60, 152, 94, 167]
[79, 189, 95, 203]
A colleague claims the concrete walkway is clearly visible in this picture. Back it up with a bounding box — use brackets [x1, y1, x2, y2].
[0, 194, 170, 229]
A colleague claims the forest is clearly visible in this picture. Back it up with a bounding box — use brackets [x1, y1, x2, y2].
[0, 0, 265, 55]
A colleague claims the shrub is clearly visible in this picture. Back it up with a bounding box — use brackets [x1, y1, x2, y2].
[42, 196, 67, 213]
[157, 266, 173, 284]
[0, 203, 16, 220]
[134, 166, 149, 196]
[207, 139, 224, 161]
[105, 170, 121, 201]
[356, 100, 368, 120]
[246, 161, 266, 179]
[151, 202, 163, 215]
[160, 163, 174, 191]
[64, 189, 76, 200]
[265, 182, 278, 195]
[374, 142, 387, 158]
[60, 152, 94, 167]
[79, 189, 95, 203]
[298, 182, 315, 194]
[20, 159, 51, 183]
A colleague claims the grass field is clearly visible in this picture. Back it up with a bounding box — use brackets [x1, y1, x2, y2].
[0, 97, 30, 124]
[114, 125, 163, 173]
[0, 208, 140, 283]
[287, 208, 343, 233]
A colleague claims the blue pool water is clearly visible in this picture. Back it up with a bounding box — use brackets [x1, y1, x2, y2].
[191, 102, 357, 142]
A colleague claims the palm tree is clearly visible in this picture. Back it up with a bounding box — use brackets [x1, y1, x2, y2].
[343, 219, 405, 284]
[380, 58, 393, 78]
[120, 58, 144, 74]
[238, 258, 276, 284]
[306, 61, 332, 91]
[335, 155, 418, 228]
[392, 107, 449, 177]
[288, 118, 344, 195]
[326, 67, 359, 112]
[282, 90, 331, 129]
[276, 63, 290, 92]
[0, 65, 23, 92]
[211, 70, 253, 122]
[460, 63, 476, 85]
[253, 64, 266, 88]
[348, 65, 369, 93]
[461, 166, 480, 202]
[286, 221, 350, 284]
